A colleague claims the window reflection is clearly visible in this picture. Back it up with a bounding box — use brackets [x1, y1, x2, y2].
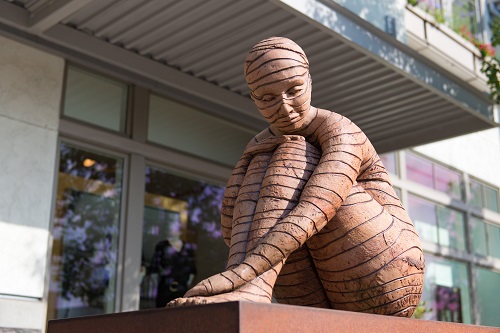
[484, 185, 499, 212]
[471, 218, 488, 256]
[486, 224, 500, 258]
[408, 195, 465, 251]
[393, 187, 402, 198]
[469, 218, 500, 259]
[406, 152, 463, 200]
[476, 268, 500, 327]
[63, 66, 128, 132]
[469, 180, 483, 207]
[406, 153, 434, 188]
[470, 179, 500, 213]
[434, 165, 461, 200]
[437, 206, 466, 251]
[148, 94, 255, 166]
[139, 166, 228, 309]
[421, 254, 472, 324]
[445, 0, 479, 37]
[409, 195, 438, 244]
[380, 152, 398, 175]
[48, 143, 123, 319]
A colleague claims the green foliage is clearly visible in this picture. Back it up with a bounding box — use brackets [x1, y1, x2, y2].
[412, 301, 432, 319]
[460, 19, 500, 104]
[491, 17, 500, 46]
[432, 9, 445, 24]
[479, 54, 500, 104]
[484, 18, 500, 104]
[407, 0, 445, 24]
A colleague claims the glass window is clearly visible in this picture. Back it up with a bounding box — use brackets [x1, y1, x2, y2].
[470, 179, 500, 213]
[408, 195, 465, 251]
[394, 187, 402, 198]
[484, 184, 499, 212]
[437, 206, 466, 251]
[486, 223, 500, 258]
[434, 165, 462, 200]
[148, 94, 256, 167]
[421, 254, 472, 324]
[406, 152, 463, 200]
[409, 195, 438, 244]
[471, 217, 488, 256]
[444, 0, 479, 37]
[406, 153, 434, 188]
[380, 152, 398, 175]
[471, 218, 500, 259]
[476, 267, 500, 327]
[48, 143, 123, 319]
[63, 66, 128, 132]
[469, 180, 483, 207]
[139, 166, 228, 309]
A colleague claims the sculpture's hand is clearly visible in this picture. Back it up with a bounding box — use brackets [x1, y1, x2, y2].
[243, 135, 304, 156]
[182, 272, 237, 298]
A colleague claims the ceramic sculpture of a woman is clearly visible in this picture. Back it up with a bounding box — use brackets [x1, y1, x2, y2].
[169, 37, 425, 317]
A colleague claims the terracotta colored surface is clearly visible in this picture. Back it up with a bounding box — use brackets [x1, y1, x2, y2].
[47, 301, 499, 333]
[170, 37, 424, 317]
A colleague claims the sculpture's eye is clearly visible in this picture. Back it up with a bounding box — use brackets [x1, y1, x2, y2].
[287, 87, 302, 97]
[261, 95, 275, 102]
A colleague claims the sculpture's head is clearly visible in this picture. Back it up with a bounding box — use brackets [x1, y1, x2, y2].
[245, 37, 312, 133]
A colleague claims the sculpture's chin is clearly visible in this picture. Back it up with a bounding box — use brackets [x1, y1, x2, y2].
[275, 118, 308, 134]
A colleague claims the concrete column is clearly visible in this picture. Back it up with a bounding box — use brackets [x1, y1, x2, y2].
[0, 35, 64, 332]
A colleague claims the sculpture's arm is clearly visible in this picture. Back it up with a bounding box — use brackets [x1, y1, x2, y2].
[358, 153, 414, 227]
[220, 155, 252, 247]
[192, 120, 368, 296]
[221, 132, 299, 247]
[240, 121, 366, 273]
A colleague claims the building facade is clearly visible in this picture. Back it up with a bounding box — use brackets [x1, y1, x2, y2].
[0, 0, 499, 331]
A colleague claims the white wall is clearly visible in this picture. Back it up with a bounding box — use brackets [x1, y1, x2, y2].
[414, 128, 500, 187]
[0, 35, 64, 331]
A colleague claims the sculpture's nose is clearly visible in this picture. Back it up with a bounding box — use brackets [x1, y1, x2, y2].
[279, 97, 294, 116]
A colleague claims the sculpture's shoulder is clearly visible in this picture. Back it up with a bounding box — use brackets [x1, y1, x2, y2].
[319, 109, 359, 131]
[315, 109, 366, 142]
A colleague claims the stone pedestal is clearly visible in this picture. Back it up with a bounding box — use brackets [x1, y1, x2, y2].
[47, 301, 499, 333]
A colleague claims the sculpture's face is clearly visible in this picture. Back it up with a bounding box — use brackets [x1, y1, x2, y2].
[247, 58, 312, 134]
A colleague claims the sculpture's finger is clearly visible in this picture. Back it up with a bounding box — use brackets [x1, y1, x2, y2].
[166, 298, 183, 307]
[283, 135, 305, 141]
[183, 281, 210, 298]
[243, 136, 296, 155]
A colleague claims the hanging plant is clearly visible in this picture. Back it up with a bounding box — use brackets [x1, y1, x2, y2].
[459, 21, 500, 104]
[408, 0, 500, 104]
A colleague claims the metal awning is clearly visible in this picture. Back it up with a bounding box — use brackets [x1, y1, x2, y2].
[0, 0, 498, 153]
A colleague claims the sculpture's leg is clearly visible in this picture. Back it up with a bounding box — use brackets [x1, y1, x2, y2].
[273, 245, 331, 308]
[306, 184, 425, 316]
[168, 139, 321, 306]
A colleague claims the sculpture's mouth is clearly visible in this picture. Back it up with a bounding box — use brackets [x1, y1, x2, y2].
[276, 113, 304, 128]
